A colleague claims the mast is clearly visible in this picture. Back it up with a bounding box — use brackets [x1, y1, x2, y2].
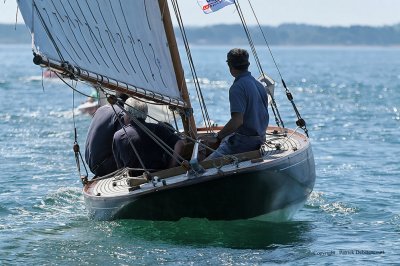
[158, 0, 197, 139]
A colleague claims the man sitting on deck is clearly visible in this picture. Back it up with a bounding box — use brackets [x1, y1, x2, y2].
[207, 48, 269, 159]
[112, 97, 184, 175]
[85, 92, 128, 177]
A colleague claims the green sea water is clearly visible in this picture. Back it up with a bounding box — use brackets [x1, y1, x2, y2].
[0, 44, 399, 265]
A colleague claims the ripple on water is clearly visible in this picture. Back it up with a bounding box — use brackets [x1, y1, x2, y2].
[1, 45, 400, 264]
[88, 218, 314, 251]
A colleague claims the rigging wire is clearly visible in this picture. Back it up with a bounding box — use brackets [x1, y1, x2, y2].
[245, 0, 284, 81]
[33, 0, 254, 175]
[119, 96, 187, 166]
[235, 0, 309, 136]
[31, 0, 65, 62]
[55, 72, 173, 128]
[104, 92, 188, 172]
[57, 73, 237, 173]
[234, 0, 263, 74]
[54, 77, 182, 175]
[15, 4, 19, 28]
[54, 72, 103, 101]
[109, 92, 237, 168]
[234, 0, 283, 128]
[41, 69, 45, 92]
[108, 98, 150, 175]
[170, 0, 206, 126]
[170, 0, 213, 132]
[244, 0, 309, 136]
[55, 71, 194, 170]
[244, 0, 286, 128]
[39, 69, 91, 180]
[71, 80, 89, 179]
[30, 0, 35, 51]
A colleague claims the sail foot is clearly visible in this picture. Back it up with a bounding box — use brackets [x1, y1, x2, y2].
[32, 53, 187, 108]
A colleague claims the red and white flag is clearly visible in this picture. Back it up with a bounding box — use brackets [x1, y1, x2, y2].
[197, 0, 235, 14]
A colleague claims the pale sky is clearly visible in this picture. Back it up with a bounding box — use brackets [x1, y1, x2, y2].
[1, 0, 399, 27]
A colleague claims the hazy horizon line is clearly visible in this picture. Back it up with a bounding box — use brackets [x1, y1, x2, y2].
[1, 22, 399, 28]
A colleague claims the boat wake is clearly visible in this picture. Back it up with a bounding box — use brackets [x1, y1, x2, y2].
[32, 187, 87, 221]
[306, 191, 357, 215]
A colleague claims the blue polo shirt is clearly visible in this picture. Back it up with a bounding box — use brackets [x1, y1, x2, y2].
[229, 71, 269, 136]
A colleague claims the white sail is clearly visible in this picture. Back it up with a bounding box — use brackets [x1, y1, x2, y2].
[15, 0, 316, 223]
[17, 0, 182, 102]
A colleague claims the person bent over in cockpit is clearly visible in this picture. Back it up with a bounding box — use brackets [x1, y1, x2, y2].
[112, 97, 184, 176]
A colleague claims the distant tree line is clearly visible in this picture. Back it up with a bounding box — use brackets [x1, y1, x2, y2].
[179, 24, 400, 46]
[1, 23, 400, 46]
[0, 24, 29, 44]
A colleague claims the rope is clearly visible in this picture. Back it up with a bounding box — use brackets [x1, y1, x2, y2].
[120, 98, 187, 166]
[43, 72, 90, 180]
[54, 72, 105, 103]
[236, 0, 309, 136]
[246, 0, 283, 81]
[113, 93, 238, 168]
[15, 4, 19, 28]
[106, 93, 150, 174]
[234, 0, 263, 74]
[278, 126, 301, 148]
[171, 107, 179, 131]
[170, 0, 213, 132]
[32, 0, 65, 62]
[89, 167, 127, 182]
[234, 1, 286, 129]
[57, 79, 234, 174]
[71, 83, 88, 179]
[105, 92, 189, 171]
[121, 93, 241, 164]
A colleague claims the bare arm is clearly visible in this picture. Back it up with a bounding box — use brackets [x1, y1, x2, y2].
[217, 112, 243, 140]
[168, 139, 185, 168]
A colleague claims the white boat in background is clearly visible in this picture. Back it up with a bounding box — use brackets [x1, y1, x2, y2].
[76, 89, 101, 116]
[17, 0, 315, 221]
[76, 100, 99, 116]
[43, 69, 57, 79]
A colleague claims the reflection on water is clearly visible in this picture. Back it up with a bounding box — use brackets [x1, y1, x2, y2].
[104, 218, 314, 249]
[1, 45, 399, 263]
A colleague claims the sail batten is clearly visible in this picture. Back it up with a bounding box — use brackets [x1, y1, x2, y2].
[18, 0, 182, 101]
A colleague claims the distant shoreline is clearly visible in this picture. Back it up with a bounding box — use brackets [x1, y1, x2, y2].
[1, 23, 400, 46]
[3, 43, 399, 50]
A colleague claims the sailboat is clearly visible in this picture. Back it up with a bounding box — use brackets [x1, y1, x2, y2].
[17, 0, 315, 221]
